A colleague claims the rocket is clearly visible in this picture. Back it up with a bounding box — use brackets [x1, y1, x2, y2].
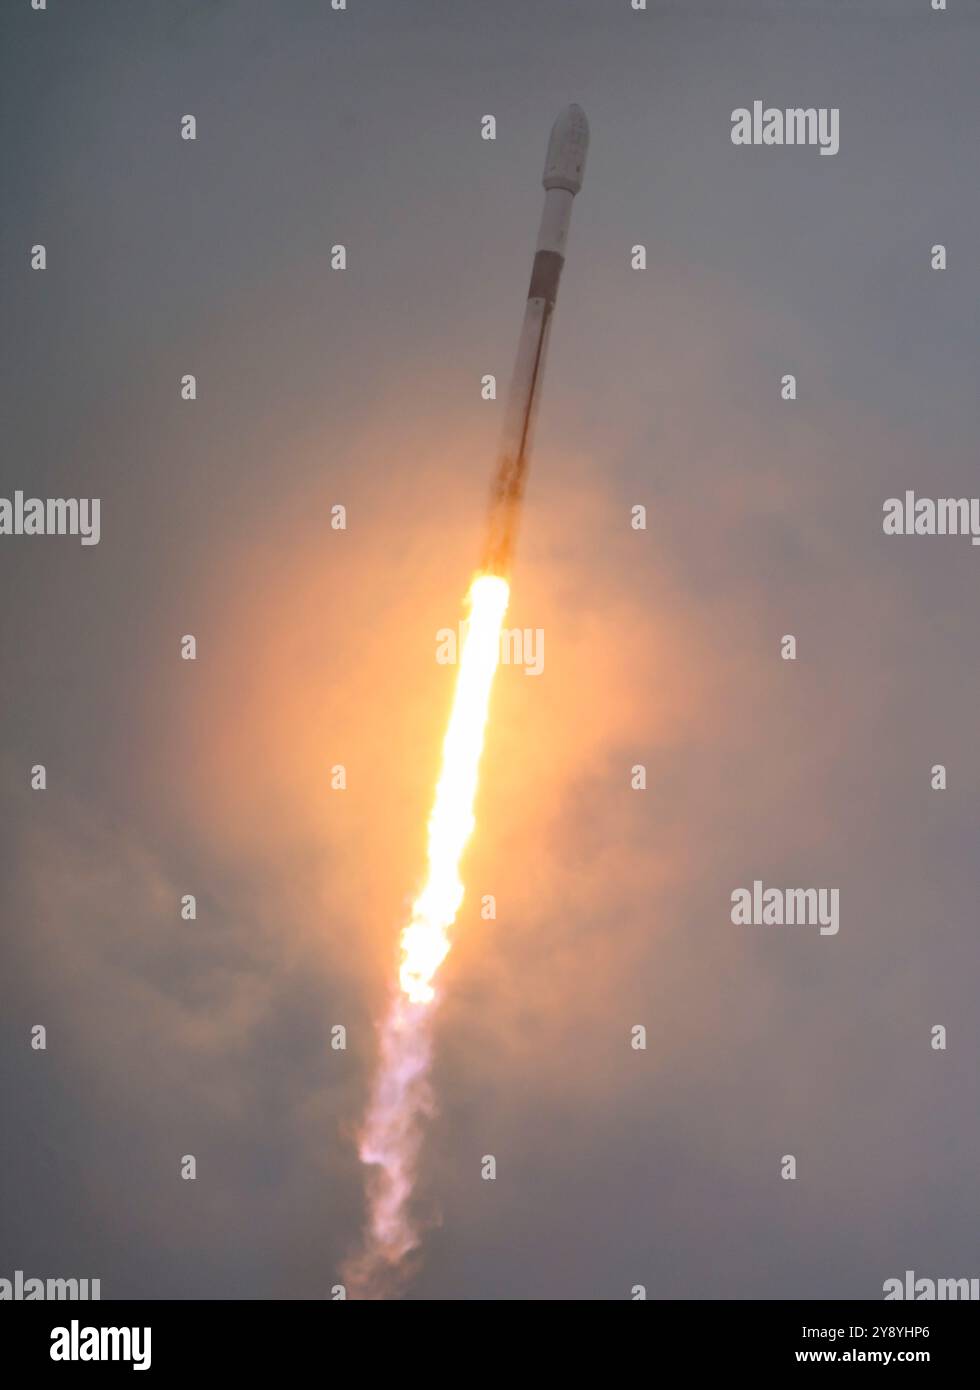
[482, 104, 589, 577]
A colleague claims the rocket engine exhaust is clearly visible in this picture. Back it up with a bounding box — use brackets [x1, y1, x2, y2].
[343, 106, 588, 1299]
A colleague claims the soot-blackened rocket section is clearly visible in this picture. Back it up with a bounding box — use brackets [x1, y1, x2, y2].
[482, 105, 589, 577]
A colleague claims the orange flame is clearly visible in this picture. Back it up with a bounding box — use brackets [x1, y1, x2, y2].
[345, 574, 509, 1295]
[399, 575, 509, 1003]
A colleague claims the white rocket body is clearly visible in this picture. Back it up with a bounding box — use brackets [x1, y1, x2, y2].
[483, 104, 589, 575]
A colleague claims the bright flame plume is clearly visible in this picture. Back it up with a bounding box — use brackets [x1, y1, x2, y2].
[344, 573, 509, 1297]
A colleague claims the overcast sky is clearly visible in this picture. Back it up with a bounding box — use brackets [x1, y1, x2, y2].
[2, 0, 978, 1299]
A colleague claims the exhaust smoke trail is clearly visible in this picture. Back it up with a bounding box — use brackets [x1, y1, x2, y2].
[344, 575, 509, 1297]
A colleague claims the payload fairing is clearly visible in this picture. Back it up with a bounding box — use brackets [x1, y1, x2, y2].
[482, 104, 589, 576]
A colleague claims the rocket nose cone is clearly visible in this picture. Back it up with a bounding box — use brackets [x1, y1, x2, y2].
[543, 103, 589, 194]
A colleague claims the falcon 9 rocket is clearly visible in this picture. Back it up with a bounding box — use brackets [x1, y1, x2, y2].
[482, 104, 589, 577]
[345, 107, 590, 1298]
